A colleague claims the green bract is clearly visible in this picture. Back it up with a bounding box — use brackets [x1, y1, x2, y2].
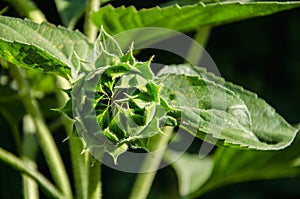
[71, 50, 173, 161]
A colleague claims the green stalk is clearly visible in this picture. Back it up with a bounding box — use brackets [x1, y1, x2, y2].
[56, 77, 89, 199]
[83, 1, 102, 198]
[70, 139, 89, 199]
[0, 147, 64, 199]
[8, 64, 73, 199]
[186, 26, 211, 65]
[87, 153, 102, 199]
[129, 126, 173, 199]
[6, 0, 46, 23]
[22, 159, 39, 199]
[84, 0, 101, 42]
[22, 115, 39, 199]
[1, 112, 38, 198]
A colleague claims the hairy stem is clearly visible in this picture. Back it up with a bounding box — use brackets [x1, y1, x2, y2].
[0, 147, 64, 199]
[6, 0, 46, 23]
[87, 153, 102, 199]
[129, 126, 173, 199]
[84, 0, 101, 42]
[8, 64, 73, 199]
[83, 1, 103, 198]
[56, 90, 90, 199]
[56, 77, 89, 199]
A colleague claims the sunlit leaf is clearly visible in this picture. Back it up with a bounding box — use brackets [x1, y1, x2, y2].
[92, 2, 300, 35]
[157, 64, 297, 150]
[0, 16, 93, 78]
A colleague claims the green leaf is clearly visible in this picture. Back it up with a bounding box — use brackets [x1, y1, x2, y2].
[157, 65, 297, 150]
[196, 66, 298, 149]
[54, 0, 85, 29]
[294, 123, 300, 130]
[160, 0, 203, 7]
[92, 2, 300, 35]
[164, 149, 213, 197]
[190, 133, 300, 197]
[0, 16, 93, 78]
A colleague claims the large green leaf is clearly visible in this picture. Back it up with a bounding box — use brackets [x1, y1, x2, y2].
[54, 0, 85, 28]
[190, 133, 300, 197]
[157, 65, 297, 150]
[165, 125, 300, 198]
[196, 66, 298, 149]
[169, 133, 300, 198]
[0, 16, 93, 78]
[92, 2, 300, 35]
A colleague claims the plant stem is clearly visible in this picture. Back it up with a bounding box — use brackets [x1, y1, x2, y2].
[84, 0, 101, 42]
[186, 26, 211, 65]
[22, 115, 39, 199]
[8, 64, 73, 199]
[22, 159, 39, 199]
[6, 0, 46, 23]
[56, 94, 90, 199]
[0, 147, 64, 199]
[87, 153, 102, 199]
[129, 126, 173, 199]
[83, 1, 103, 198]
[56, 77, 89, 199]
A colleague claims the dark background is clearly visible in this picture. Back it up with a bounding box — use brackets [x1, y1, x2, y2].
[0, 0, 300, 198]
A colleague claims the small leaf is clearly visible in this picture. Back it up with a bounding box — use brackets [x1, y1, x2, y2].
[92, 2, 300, 35]
[94, 27, 123, 67]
